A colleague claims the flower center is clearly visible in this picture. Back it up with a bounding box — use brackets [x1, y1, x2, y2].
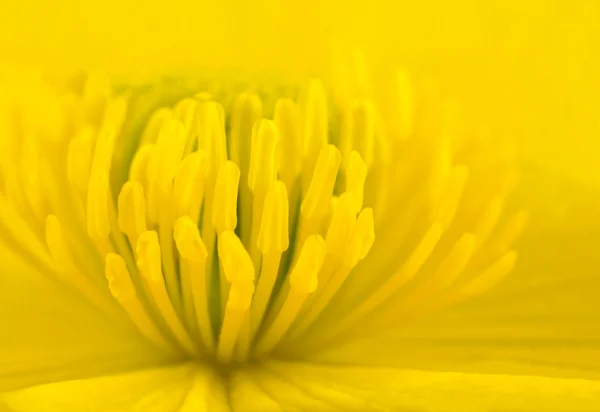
[0, 63, 527, 367]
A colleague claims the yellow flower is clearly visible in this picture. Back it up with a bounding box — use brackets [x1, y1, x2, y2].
[2, 1, 600, 411]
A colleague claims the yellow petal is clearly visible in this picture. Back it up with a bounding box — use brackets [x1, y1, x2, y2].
[264, 361, 600, 411]
[1, 364, 197, 412]
[0, 242, 172, 393]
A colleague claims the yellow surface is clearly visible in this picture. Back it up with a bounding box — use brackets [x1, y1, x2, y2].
[1, 0, 600, 409]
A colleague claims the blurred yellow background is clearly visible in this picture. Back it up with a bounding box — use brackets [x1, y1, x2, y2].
[1, 0, 599, 185]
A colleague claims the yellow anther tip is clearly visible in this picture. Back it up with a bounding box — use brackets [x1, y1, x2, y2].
[147, 117, 186, 188]
[227, 280, 255, 311]
[196, 100, 221, 131]
[345, 151, 367, 212]
[173, 150, 208, 215]
[301, 144, 342, 219]
[218, 231, 255, 284]
[117, 181, 146, 236]
[174, 216, 207, 263]
[45, 215, 69, 266]
[136, 231, 162, 282]
[256, 119, 278, 143]
[105, 253, 135, 301]
[174, 98, 197, 116]
[161, 117, 185, 137]
[137, 230, 159, 251]
[344, 207, 375, 266]
[289, 235, 326, 294]
[257, 180, 290, 254]
[248, 119, 279, 193]
[141, 108, 172, 145]
[325, 192, 357, 258]
[213, 161, 240, 233]
[348, 100, 376, 166]
[324, 144, 342, 163]
[129, 144, 154, 183]
[347, 150, 367, 172]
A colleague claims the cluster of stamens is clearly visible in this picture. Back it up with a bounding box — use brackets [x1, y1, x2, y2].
[0, 66, 527, 365]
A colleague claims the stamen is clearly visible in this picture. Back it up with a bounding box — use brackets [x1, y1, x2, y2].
[274, 99, 301, 192]
[254, 235, 325, 357]
[197, 101, 227, 314]
[325, 193, 358, 261]
[248, 119, 279, 263]
[173, 99, 199, 154]
[460, 251, 518, 298]
[136, 231, 198, 355]
[429, 134, 452, 198]
[397, 232, 477, 313]
[290, 207, 374, 341]
[432, 232, 476, 289]
[472, 209, 529, 267]
[174, 216, 214, 351]
[250, 181, 289, 341]
[475, 196, 504, 249]
[499, 210, 529, 251]
[217, 231, 255, 362]
[218, 231, 255, 285]
[105, 253, 171, 350]
[46, 215, 119, 317]
[432, 165, 469, 229]
[344, 151, 368, 213]
[140, 108, 172, 146]
[298, 144, 341, 245]
[300, 79, 328, 191]
[117, 181, 147, 249]
[248, 119, 279, 201]
[213, 161, 241, 235]
[228, 93, 262, 245]
[218, 279, 254, 363]
[146, 118, 186, 225]
[213, 162, 241, 315]
[86, 172, 111, 243]
[66, 126, 95, 196]
[90, 96, 128, 176]
[1, 65, 527, 367]
[173, 150, 208, 222]
[196, 100, 227, 179]
[309, 222, 443, 346]
[349, 100, 376, 168]
[128, 144, 154, 185]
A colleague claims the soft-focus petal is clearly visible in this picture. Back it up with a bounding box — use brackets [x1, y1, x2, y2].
[261, 361, 600, 411]
[310, 166, 600, 379]
[1, 363, 281, 412]
[0, 242, 174, 392]
[1, 364, 197, 412]
[4, 360, 600, 411]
